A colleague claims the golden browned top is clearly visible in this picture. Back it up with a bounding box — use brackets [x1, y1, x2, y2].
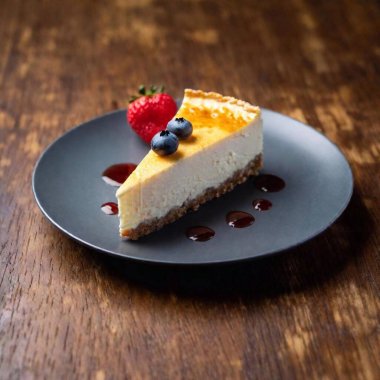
[117, 89, 261, 195]
[177, 89, 260, 132]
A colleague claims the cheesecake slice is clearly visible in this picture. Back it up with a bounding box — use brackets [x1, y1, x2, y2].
[116, 89, 263, 239]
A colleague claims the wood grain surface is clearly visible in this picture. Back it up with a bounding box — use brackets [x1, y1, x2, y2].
[1, 0, 379, 379]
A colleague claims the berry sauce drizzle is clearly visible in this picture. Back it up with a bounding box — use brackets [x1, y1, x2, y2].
[226, 211, 255, 228]
[102, 163, 137, 187]
[101, 202, 119, 215]
[252, 199, 272, 211]
[255, 174, 285, 192]
[99, 164, 285, 242]
[186, 226, 215, 242]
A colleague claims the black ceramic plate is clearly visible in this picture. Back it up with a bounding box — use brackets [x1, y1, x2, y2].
[33, 107, 353, 265]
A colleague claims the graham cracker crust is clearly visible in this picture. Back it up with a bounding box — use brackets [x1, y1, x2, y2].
[121, 154, 263, 240]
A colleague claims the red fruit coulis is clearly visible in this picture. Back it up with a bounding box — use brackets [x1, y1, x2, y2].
[252, 199, 272, 211]
[101, 202, 119, 215]
[102, 163, 137, 186]
[186, 226, 215, 242]
[255, 174, 285, 192]
[100, 163, 286, 243]
[226, 211, 255, 228]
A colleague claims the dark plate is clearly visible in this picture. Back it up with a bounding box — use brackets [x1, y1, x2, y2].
[32, 107, 353, 265]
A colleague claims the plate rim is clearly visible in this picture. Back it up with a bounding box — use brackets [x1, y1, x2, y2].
[32, 108, 354, 266]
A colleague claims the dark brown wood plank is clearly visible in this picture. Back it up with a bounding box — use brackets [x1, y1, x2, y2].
[0, 0, 379, 379]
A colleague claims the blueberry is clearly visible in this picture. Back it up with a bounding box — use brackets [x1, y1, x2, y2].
[151, 130, 179, 156]
[167, 117, 193, 140]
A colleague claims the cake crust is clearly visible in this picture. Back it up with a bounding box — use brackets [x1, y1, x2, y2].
[183, 89, 260, 115]
[121, 154, 263, 240]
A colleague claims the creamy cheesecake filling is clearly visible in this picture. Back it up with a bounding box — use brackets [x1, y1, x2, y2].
[117, 117, 262, 233]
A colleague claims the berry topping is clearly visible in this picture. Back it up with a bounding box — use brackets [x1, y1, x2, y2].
[167, 117, 193, 140]
[127, 85, 177, 144]
[151, 130, 179, 156]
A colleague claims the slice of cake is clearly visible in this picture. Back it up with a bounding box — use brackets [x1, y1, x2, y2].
[116, 89, 263, 239]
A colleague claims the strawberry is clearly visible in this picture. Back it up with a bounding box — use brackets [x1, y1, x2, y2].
[127, 85, 177, 143]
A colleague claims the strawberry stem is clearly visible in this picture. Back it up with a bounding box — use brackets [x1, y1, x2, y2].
[129, 84, 165, 103]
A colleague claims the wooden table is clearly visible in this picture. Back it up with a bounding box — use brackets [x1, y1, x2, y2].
[1, 0, 379, 378]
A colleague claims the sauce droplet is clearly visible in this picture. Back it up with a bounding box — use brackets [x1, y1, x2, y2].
[226, 211, 255, 228]
[186, 226, 215, 242]
[101, 202, 118, 215]
[102, 163, 137, 186]
[255, 174, 285, 192]
[252, 199, 272, 211]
